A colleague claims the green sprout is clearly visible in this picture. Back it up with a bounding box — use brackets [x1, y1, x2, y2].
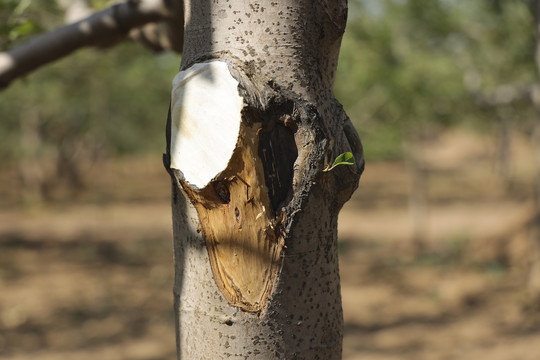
[323, 152, 355, 172]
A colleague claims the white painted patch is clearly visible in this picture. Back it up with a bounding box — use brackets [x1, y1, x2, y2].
[170, 61, 244, 189]
[0, 53, 15, 74]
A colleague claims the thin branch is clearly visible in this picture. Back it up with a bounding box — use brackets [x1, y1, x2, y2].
[0, 0, 183, 89]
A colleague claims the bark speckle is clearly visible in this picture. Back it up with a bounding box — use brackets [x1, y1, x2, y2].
[218, 9, 227, 19]
[172, 0, 359, 358]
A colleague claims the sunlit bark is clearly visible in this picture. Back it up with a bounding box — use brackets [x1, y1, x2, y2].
[165, 0, 363, 358]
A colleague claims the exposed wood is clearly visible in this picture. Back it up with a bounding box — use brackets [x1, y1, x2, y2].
[169, 61, 287, 313]
[179, 120, 284, 313]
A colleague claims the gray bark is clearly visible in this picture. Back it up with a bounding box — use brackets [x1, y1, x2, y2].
[165, 0, 363, 358]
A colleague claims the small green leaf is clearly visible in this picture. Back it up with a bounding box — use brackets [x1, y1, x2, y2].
[8, 20, 37, 42]
[323, 152, 355, 172]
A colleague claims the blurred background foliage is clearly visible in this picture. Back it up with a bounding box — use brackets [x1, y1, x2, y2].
[0, 0, 538, 197]
[337, 0, 537, 159]
[0, 0, 181, 201]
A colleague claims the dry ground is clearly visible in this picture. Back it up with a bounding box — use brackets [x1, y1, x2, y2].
[1, 130, 540, 359]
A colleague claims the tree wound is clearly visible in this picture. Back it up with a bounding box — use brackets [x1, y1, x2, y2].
[170, 61, 243, 189]
[170, 60, 289, 313]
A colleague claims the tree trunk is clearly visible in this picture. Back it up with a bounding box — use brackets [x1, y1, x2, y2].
[528, 0, 540, 305]
[164, 1, 363, 358]
[494, 109, 512, 189]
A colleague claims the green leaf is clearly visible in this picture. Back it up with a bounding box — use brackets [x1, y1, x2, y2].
[9, 20, 37, 40]
[323, 152, 355, 172]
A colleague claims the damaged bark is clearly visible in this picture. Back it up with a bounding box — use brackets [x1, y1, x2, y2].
[165, 0, 363, 358]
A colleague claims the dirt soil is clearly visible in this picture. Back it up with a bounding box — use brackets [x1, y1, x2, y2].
[1, 130, 540, 359]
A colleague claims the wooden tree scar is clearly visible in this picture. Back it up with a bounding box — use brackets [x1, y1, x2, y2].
[180, 121, 286, 314]
[169, 60, 297, 314]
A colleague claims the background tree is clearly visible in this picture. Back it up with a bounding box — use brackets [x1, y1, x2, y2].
[337, 0, 537, 248]
[2, 0, 540, 358]
[0, 0, 183, 202]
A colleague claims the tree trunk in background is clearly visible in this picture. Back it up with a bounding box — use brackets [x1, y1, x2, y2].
[527, 0, 540, 303]
[494, 109, 512, 188]
[19, 102, 44, 205]
[164, 0, 363, 358]
[405, 139, 428, 252]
